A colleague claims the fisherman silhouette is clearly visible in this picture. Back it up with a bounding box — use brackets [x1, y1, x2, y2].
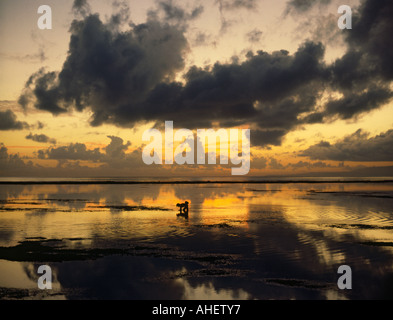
[176, 201, 189, 217]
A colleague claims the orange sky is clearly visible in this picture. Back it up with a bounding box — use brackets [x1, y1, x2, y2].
[1, 0, 392, 177]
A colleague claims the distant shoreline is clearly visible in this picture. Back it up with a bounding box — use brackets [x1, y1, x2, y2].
[1, 179, 393, 185]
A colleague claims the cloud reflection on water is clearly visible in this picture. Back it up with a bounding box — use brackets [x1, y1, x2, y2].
[0, 182, 393, 299]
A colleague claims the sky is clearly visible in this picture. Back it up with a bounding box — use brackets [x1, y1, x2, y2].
[0, 0, 393, 178]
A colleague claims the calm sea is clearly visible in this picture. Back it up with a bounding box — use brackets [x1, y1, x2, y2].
[0, 178, 393, 299]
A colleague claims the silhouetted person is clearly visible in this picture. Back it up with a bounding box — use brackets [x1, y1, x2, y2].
[176, 201, 189, 217]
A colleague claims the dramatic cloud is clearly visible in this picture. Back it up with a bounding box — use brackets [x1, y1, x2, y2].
[19, 27, 328, 147]
[346, 0, 393, 81]
[18, 0, 393, 149]
[301, 129, 393, 162]
[19, 12, 188, 123]
[304, 85, 393, 123]
[0, 110, 29, 130]
[298, 0, 393, 124]
[26, 133, 56, 144]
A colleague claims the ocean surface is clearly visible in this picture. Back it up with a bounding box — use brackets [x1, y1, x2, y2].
[0, 178, 393, 300]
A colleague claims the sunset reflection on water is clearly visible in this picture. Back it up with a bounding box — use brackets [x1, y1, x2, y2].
[0, 182, 393, 299]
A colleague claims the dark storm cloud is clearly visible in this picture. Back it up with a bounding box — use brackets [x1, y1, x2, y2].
[0, 110, 29, 130]
[25, 133, 57, 144]
[19, 11, 188, 125]
[297, 0, 393, 125]
[18, 6, 328, 147]
[139, 40, 327, 148]
[287, 0, 393, 86]
[303, 85, 393, 123]
[301, 129, 393, 162]
[322, 86, 392, 120]
[18, 69, 67, 115]
[347, 0, 393, 81]
[251, 129, 287, 147]
[18, 0, 393, 149]
[336, 0, 393, 83]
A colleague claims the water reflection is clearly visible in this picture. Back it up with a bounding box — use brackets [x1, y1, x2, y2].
[0, 260, 65, 300]
[176, 277, 252, 300]
[0, 182, 393, 299]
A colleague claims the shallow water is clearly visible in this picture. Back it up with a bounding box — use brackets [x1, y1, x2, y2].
[0, 182, 393, 300]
